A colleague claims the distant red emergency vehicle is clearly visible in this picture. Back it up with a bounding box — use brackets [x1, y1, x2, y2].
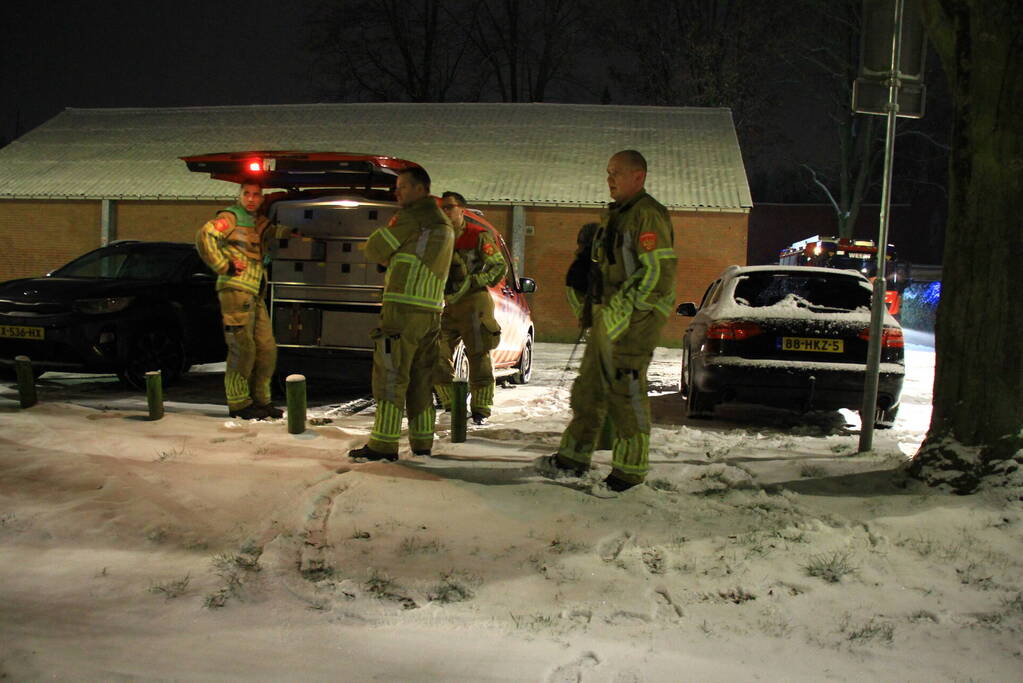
[777, 235, 907, 317]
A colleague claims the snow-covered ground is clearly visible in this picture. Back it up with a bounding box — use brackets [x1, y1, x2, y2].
[1, 339, 1021, 681]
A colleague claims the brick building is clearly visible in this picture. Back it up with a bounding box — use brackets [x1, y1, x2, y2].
[0, 103, 751, 344]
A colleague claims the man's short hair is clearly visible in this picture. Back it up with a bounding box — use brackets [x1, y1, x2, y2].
[240, 179, 264, 190]
[614, 150, 648, 173]
[441, 191, 467, 206]
[400, 166, 432, 191]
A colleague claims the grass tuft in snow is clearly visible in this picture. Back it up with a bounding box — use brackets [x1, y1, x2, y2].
[716, 586, 757, 604]
[547, 537, 588, 554]
[365, 569, 417, 609]
[211, 551, 261, 573]
[147, 574, 190, 599]
[799, 463, 827, 478]
[398, 536, 445, 555]
[845, 617, 895, 644]
[1002, 592, 1023, 614]
[365, 569, 398, 595]
[510, 612, 557, 631]
[155, 445, 189, 462]
[428, 570, 480, 603]
[804, 550, 857, 583]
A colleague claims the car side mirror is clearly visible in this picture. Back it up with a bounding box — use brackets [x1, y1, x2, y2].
[519, 277, 536, 293]
[676, 302, 698, 317]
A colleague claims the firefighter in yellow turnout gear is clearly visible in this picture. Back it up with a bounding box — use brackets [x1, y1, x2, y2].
[195, 181, 292, 420]
[546, 150, 676, 492]
[349, 167, 454, 461]
[434, 192, 508, 424]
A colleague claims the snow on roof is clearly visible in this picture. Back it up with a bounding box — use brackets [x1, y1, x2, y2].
[0, 103, 751, 210]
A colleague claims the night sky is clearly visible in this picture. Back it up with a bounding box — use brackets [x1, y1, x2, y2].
[1, 0, 952, 264]
[1, 0, 320, 145]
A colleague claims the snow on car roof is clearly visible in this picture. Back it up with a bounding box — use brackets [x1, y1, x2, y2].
[710, 265, 895, 325]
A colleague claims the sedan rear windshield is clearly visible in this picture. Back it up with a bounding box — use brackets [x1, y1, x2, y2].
[733, 272, 870, 311]
[52, 248, 188, 280]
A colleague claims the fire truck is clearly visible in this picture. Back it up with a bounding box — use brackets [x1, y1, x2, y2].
[777, 235, 907, 317]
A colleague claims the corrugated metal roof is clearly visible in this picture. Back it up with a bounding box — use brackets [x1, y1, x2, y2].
[0, 103, 751, 210]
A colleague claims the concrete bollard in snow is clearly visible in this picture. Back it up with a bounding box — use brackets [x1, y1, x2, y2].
[451, 380, 468, 443]
[14, 355, 37, 409]
[286, 374, 306, 434]
[145, 370, 164, 420]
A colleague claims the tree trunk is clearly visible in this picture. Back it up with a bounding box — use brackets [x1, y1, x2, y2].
[909, 0, 1023, 492]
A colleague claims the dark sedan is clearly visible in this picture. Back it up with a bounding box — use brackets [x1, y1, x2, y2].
[0, 241, 224, 388]
[676, 265, 904, 428]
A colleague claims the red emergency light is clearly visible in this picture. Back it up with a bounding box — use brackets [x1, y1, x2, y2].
[247, 160, 262, 172]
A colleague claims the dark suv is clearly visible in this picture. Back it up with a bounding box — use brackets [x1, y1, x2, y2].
[0, 241, 224, 388]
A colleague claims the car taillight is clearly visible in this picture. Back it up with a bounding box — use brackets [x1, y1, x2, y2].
[707, 321, 763, 341]
[858, 326, 904, 348]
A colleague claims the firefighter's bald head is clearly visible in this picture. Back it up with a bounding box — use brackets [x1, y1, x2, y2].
[607, 150, 647, 204]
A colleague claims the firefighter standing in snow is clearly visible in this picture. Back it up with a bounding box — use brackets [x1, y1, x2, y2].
[349, 167, 454, 461]
[434, 191, 507, 424]
[547, 150, 677, 491]
[195, 181, 288, 420]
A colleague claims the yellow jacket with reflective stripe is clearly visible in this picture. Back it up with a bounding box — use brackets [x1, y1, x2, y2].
[593, 191, 677, 342]
[195, 205, 289, 295]
[444, 219, 507, 305]
[366, 196, 454, 312]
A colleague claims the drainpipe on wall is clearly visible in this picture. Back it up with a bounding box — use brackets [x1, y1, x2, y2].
[101, 199, 117, 245]
[511, 205, 526, 278]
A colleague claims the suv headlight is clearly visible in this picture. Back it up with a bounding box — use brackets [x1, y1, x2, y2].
[73, 296, 135, 314]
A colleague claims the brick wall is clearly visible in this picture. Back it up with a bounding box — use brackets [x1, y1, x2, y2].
[1, 199, 748, 347]
[0, 201, 102, 280]
[117, 201, 225, 242]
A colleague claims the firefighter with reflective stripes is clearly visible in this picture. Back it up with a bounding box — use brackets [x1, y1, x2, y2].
[434, 191, 507, 425]
[195, 181, 291, 420]
[543, 150, 676, 492]
[349, 166, 454, 461]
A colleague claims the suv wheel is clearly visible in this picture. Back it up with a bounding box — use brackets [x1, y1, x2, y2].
[874, 403, 899, 429]
[510, 334, 533, 385]
[117, 327, 187, 390]
[684, 363, 715, 419]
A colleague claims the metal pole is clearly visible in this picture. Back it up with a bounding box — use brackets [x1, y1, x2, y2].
[286, 374, 306, 434]
[858, 0, 903, 453]
[14, 356, 37, 409]
[451, 380, 468, 443]
[145, 370, 163, 420]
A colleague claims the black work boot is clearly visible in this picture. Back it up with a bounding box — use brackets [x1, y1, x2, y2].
[229, 404, 269, 420]
[536, 453, 589, 479]
[255, 404, 284, 419]
[603, 471, 641, 492]
[470, 412, 488, 426]
[412, 448, 432, 456]
[348, 445, 398, 462]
